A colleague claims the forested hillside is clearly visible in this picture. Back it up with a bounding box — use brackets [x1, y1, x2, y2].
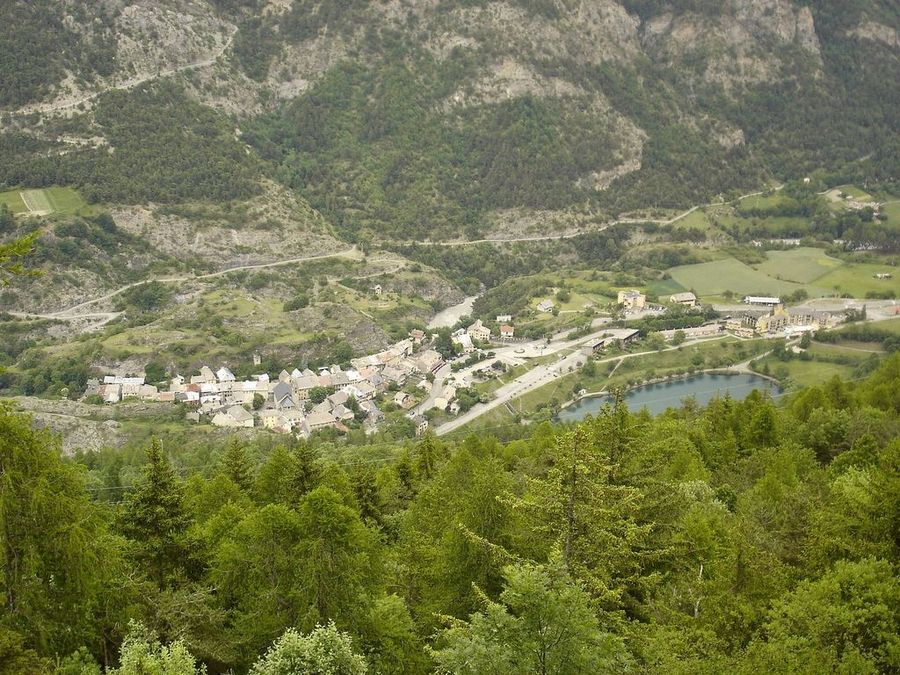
[2, 356, 897, 673]
[0, 0, 897, 240]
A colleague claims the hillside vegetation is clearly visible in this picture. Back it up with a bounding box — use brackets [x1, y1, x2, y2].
[1, 355, 897, 672]
[0, 0, 897, 241]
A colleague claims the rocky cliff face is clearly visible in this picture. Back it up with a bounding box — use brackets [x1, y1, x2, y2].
[1, 0, 896, 232]
[11, 0, 885, 114]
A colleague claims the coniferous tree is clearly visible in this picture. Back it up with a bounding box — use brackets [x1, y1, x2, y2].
[432, 559, 630, 674]
[290, 441, 322, 499]
[350, 468, 383, 527]
[0, 406, 117, 656]
[119, 439, 191, 589]
[221, 438, 253, 492]
[516, 426, 654, 615]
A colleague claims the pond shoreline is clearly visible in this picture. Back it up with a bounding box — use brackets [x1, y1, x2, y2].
[557, 369, 781, 419]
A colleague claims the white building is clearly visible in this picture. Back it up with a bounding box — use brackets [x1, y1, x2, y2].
[743, 296, 781, 306]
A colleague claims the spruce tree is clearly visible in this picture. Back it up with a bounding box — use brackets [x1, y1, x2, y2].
[221, 438, 253, 492]
[119, 439, 191, 589]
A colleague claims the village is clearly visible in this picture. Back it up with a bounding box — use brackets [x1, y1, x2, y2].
[80, 281, 877, 439]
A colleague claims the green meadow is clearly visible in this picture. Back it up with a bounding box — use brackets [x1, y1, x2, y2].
[668, 247, 897, 300]
[0, 187, 87, 215]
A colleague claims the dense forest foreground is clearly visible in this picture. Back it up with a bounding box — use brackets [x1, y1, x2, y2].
[1, 353, 897, 673]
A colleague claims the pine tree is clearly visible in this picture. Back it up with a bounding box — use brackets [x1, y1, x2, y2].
[413, 432, 443, 480]
[0, 406, 115, 656]
[221, 438, 253, 491]
[119, 439, 191, 589]
[290, 441, 322, 499]
[350, 468, 383, 527]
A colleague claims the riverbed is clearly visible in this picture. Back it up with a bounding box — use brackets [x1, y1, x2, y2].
[555, 373, 780, 422]
[428, 295, 478, 329]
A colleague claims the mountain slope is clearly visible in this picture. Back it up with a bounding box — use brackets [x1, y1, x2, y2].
[0, 0, 897, 242]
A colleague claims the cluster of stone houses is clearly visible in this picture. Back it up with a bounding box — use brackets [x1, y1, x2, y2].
[89, 376, 160, 404]
[89, 336, 446, 438]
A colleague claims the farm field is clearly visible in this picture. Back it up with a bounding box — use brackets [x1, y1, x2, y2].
[876, 318, 900, 333]
[672, 209, 719, 233]
[668, 257, 813, 298]
[753, 248, 843, 284]
[669, 248, 897, 300]
[0, 190, 27, 214]
[0, 187, 86, 215]
[881, 200, 900, 224]
[737, 191, 791, 213]
[814, 262, 900, 297]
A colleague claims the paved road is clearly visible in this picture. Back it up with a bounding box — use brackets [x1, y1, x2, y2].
[411, 362, 453, 415]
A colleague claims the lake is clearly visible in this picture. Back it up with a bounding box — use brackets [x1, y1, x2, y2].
[555, 373, 780, 422]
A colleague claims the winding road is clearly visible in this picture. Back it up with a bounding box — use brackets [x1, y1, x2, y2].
[3, 28, 237, 118]
[14, 246, 359, 320]
[8, 185, 789, 325]
[387, 186, 783, 248]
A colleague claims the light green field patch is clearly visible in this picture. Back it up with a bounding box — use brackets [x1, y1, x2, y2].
[753, 358, 855, 389]
[668, 257, 811, 298]
[672, 209, 713, 230]
[815, 262, 900, 297]
[0, 187, 87, 216]
[20, 189, 52, 214]
[833, 184, 874, 201]
[647, 277, 687, 297]
[874, 318, 900, 334]
[881, 200, 900, 224]
[44, 187, 87, 213]
[737, 191, 790, 214]
[0, 190, 27, 214]
[754, 248, 843, 284]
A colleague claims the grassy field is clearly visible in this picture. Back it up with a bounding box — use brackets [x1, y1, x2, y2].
[880, 200, 900, 225]
[669, 248, 898, 300]
[673, 209, 719, 234]
[753, 248, 843, 284]
[669, 257, 810, 297]
[737, 191, 791, 213]
[0, 187, 86, 216]
[752, 339, 884, 390]
[753, 358, 855, 389]
[0, 190, 28, 214]
[44, 187, 88, 213]
[833, 185, 874, 201]
[875, 318, 900, 334]
[647, 277, 687, 297]
[814, 262, 900, 297]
